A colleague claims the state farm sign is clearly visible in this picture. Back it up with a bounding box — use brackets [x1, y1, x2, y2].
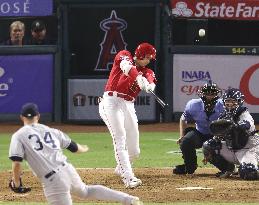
[170, 0, 259, 20]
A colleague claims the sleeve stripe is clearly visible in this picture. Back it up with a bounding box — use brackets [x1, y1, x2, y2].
[9, 156, 23, 162]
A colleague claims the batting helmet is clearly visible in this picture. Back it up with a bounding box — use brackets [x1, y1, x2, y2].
[197, 81, 221, 112]
[222, 88, 245, 114]
[134, 43, 156, 60]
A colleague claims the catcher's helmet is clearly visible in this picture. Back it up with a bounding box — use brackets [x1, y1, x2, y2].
[197, 81, 221, 112]
[134, 43, 156, 60]
[223, 88, 245, 114]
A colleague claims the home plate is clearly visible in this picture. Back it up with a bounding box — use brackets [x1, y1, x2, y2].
[176, 186, 213, 190]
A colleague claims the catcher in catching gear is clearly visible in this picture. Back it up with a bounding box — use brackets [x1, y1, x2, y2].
[173, 81, 224, 174]
[203, 88, 259, 180]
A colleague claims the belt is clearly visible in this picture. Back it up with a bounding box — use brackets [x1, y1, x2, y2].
[45, 162, 66, 179]
[106, 91, 134, 102]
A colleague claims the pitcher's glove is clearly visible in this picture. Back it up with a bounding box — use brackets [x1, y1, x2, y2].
[9, 178, 31, 193]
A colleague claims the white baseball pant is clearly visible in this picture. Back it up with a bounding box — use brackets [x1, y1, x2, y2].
[99, 93, 140, 180]
[41, 163, 135, 205]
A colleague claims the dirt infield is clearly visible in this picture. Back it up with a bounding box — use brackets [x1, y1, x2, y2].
[1, 122, 259, 203]
[0, 122, 179, 133]
[1, 168, 259, 203]
[1, 122, 257, 133]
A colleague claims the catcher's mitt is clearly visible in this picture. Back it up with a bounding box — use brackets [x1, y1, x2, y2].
[210, 119, 249, 150]
[9, 178, 31, 193]
[210, 119, 234, 136]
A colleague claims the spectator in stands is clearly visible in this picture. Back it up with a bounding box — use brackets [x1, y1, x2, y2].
[28, 20, 53, 45]
[1, 21, 25, 46]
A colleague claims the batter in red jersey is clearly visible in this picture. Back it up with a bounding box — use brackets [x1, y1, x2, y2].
[99, 43, 157, 188]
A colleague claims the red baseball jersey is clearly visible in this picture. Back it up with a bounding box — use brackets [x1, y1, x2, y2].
[105, 50, 157, 99]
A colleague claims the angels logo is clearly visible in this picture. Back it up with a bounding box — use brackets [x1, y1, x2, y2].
[95, 10, 127, 71]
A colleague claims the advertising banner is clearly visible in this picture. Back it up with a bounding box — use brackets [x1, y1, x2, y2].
[173, 54, 259, 113]
[68, 79, 157, 121]
[0, 0, 53, 16]
[0, 55, 53, 113]
[170, 0, 259, 20]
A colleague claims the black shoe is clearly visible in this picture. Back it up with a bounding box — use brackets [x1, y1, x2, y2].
[173, 164, 187, 175]
[185, 164, 197, 174]
[215, 165, 236, 178]
[216, 171, 234, 178]
[215, 171, 224, 177]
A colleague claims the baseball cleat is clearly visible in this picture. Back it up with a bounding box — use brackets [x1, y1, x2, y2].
[123, 177, 142, 189]
[173, 164, 187, 175]
[216, 171, 234, 178]
[216, 165, 237, 178]
[173, 164, 197, 175]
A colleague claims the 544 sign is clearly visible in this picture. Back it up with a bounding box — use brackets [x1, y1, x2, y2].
[232, 47, 258, 55]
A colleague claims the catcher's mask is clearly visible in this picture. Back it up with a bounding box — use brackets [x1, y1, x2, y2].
[198, 82, 221, 112]
[223, 88, 244, 116]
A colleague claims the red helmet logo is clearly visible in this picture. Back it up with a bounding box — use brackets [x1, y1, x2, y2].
[134, 43, 156, 60]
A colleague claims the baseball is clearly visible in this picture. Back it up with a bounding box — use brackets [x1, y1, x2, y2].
[198, 29, 206, 37]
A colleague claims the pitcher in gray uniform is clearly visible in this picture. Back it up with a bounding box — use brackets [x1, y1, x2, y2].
[9, 103, 143, 205]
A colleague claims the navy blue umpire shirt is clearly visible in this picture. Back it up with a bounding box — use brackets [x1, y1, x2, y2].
[182, 98, 224, 135]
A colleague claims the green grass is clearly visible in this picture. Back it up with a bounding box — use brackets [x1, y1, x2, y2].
[0, 132, 191, 171]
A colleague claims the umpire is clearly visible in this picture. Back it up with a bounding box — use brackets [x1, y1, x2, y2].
[173, 81, 224, 174]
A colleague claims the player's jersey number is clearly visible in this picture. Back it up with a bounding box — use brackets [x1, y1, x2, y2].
[28, 132, 57, 151]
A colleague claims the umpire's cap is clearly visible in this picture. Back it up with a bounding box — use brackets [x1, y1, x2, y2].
[31, 20, 46, 32]
[21, 103, 39, 118]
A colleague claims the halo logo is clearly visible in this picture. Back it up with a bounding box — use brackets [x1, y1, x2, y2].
[95, 10, 128, 71]
[172, 2, 193, 17]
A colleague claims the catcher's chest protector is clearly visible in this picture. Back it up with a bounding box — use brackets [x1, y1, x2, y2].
[225, 126, 249, 150]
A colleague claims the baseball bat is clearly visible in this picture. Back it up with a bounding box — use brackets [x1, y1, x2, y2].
[149, 90, 169, 108]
